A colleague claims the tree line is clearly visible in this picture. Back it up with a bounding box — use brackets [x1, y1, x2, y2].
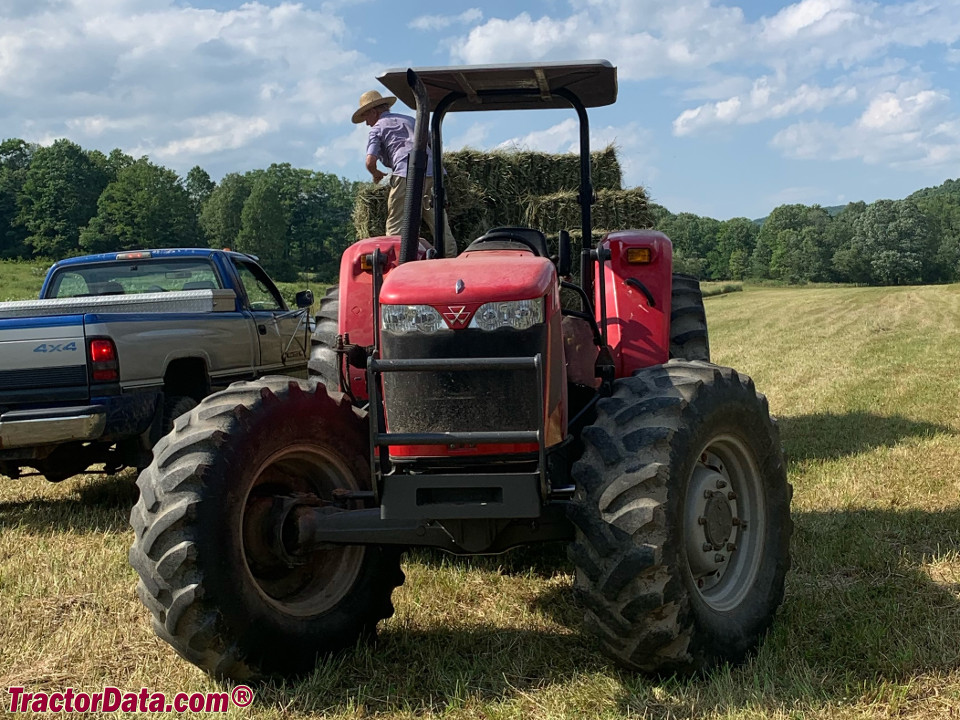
[2, 136, 959, 286]
[652, 186, 960, 285]
[0, 138, 358, 281]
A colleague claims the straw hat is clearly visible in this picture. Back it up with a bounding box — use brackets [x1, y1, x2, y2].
[352, 90, 397, 123]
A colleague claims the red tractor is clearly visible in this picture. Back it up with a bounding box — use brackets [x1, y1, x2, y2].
[129, 61, 791, 680]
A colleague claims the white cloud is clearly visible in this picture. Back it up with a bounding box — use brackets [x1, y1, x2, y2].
[147, 114, 273, 160]
[313, 124, 372, 171]
[857, 90, 947, 133]
[409, 8, 482, 31]
[495, 118, 580, 154]
[771, 85, 957, 169]
[64, 115, 150, 137]
[673, 77, 858, 135]
[759, 0, 861, 43]
[452, 3, 747, 81]
[0, 0, 380, 177]
[447, 0, 960, 142]
[447, 122, 492, 151]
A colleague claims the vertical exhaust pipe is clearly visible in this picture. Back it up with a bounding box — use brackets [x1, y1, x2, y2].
[400, 69, 430, 264]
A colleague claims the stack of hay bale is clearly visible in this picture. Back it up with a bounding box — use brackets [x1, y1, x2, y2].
[352, 144, 653, 252]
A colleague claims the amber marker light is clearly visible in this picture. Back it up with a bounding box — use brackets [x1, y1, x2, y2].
[625, 247, 653, 264]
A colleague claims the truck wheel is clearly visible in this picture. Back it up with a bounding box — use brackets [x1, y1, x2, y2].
[129, 377, 404, 680]
[669, 274, 710, 362]
[568, 360, 791, 673]
[161, 394, 197, 434]
[308, 285, 339, 388]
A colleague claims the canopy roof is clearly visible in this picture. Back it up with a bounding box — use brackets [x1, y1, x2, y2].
[377, 60, 617, 113]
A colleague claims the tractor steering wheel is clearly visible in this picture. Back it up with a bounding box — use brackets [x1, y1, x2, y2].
[468, 232, 544, 256]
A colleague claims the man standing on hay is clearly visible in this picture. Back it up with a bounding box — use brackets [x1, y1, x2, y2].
[353, 90, 457, 257]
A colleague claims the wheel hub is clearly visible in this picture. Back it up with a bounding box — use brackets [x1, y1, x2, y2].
[685, 460, 740, 586]
[703, 492, 733, 547]
[241, 445, 366, 617]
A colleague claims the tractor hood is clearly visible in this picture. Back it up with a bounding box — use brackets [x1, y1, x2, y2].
[379, 251, 556, 306]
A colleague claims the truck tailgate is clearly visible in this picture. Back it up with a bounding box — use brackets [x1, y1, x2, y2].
[0, 316, 89, 405]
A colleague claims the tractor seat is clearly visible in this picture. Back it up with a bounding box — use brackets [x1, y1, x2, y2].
[465, 227, 549, 257]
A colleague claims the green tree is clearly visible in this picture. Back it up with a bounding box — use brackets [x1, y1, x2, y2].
[237, 173, 292, 280]
[754, 203, 832, 283]
[657, 212, 717, 278]
[200, 172, 251, 249]
[185, 166, 215, 217]
[843, 199, 933, 285]
[0, 138, 35, 258]
[750, 232, 775, 279]
[827, 201, 867, 282]
[709, 217, 758, 279]
[80, 159, 201, 253]
[17, 139, 109, 257]
[291, 173, 358, 279]
[88, 148, 135, 183]
[728, 247, 750, 280]
[913, 193, 960, 283]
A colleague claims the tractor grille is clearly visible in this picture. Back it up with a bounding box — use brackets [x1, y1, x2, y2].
[380, 326, 547, 435]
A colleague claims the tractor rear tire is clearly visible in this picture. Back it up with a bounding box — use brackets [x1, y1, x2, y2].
[129, 376, 404, 680]
[670, 274, 710, 362]
[568, 360, 791, 673]
[308, 285, 340, 387]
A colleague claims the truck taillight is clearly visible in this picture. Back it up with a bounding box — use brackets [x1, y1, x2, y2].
[88, 338, 119, 382]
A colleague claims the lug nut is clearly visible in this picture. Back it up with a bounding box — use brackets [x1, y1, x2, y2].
[728, 491, 738, 501]
[698, 517, 707, 525]
[732, 517, 741, 526]
[716, 479, 727, 489]
[714, 554, 725, 563]
[702, 543, 713, 552]
[704, 490, 713, 499]
[727, 543, 737, 551]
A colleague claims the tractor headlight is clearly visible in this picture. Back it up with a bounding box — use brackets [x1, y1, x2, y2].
[381, 304, 450, 334]
[470, 298, 544, 331]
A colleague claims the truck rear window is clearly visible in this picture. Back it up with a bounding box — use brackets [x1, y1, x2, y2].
[47, 260, 223, 298]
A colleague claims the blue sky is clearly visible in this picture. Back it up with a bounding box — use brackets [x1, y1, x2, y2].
[2, 0, 960, 220]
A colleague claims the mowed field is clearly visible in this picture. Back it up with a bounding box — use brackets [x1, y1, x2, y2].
[1, 282, 960, 719]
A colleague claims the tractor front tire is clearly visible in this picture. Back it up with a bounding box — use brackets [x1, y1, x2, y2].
[568, 360, 791, 673]
[308, 284, 340, 387]
[669, 274, 710, 362]
[129, 376, 403, 680]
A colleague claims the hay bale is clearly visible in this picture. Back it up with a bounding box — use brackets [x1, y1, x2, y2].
[351, 144, 626, 246]
[352, 183, 388, 240]
[524, 187, 653, 234]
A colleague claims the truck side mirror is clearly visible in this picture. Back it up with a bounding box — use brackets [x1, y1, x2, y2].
[295, 290, 314, 308]
[557, 230, 572, 277]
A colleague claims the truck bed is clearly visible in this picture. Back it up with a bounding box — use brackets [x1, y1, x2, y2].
[0, 289, 238, 319]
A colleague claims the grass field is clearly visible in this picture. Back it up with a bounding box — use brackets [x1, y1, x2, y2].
[2, 282, 960, 718]
[0, 259, 50, 301]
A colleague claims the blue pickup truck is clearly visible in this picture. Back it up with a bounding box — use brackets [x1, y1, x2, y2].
[0, 248, 313, 482]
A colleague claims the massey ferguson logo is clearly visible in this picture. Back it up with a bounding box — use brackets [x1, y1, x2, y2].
[443, 305, 470, 327]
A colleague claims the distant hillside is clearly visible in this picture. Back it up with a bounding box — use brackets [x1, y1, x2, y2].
[754, 204, 845, 226]
[908, 178, 960, 201]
